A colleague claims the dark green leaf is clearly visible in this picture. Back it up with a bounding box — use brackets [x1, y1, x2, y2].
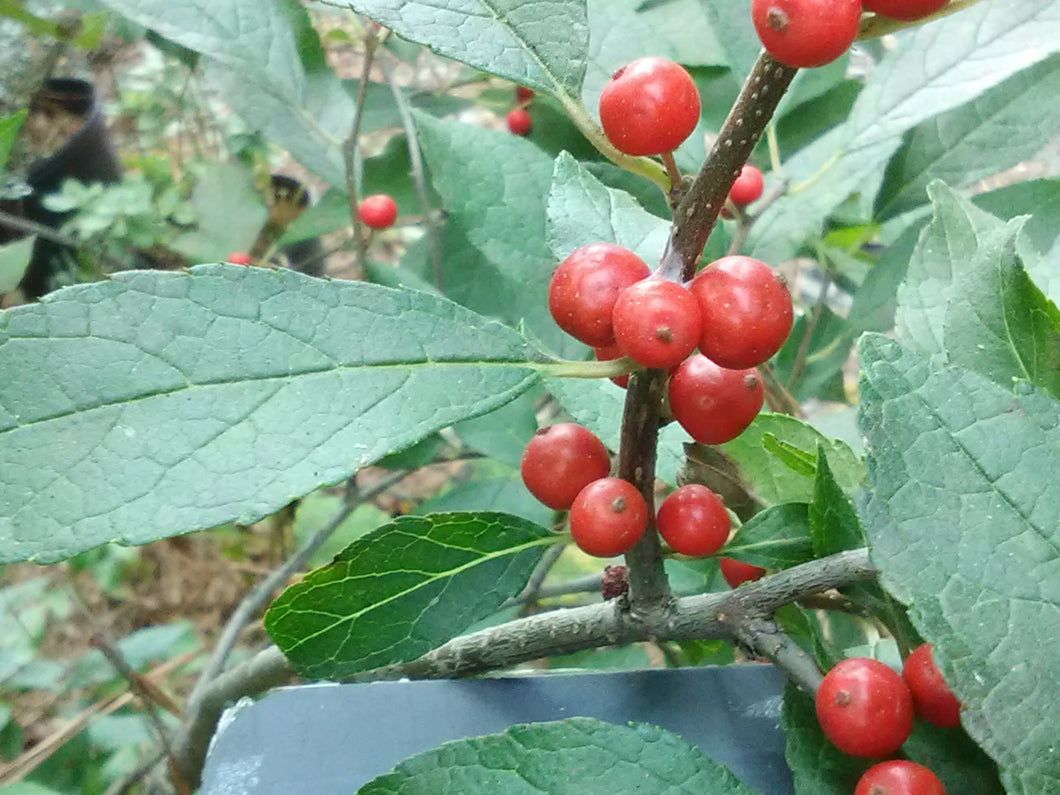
[265, 512, 555, 678]
[808, 447, 863, 558]
[346, 0, 588, 95]
[0, 265, 543, 563]
[415, 113, 578, 357]
[418, 470, 553, 527]
[902, 721, 1004, 795]
[782, 683, 866, 795]
[547, 152, 671, 265]
[858, 333, 1060, 794]
[696, 0, 760, 81]
[454, 389, 539, 469]
[771, 305, 851, 403]
[846, 218, 925, 335]
[876, 55, 1060, 220]
[358, 716, 758, 794]
[723, 503, 812, 569]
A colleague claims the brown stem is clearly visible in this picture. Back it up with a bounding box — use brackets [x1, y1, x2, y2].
[343, 26, 381, 273]
[665, 53, 798, 282]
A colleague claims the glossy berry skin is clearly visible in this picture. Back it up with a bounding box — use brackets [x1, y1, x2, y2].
[719, 557, 766, 587]
[751, 0, 862, 69]
[569, 477, 648, 558]
[358, 194, 398, 229]
[668, 355, 763, 445]
[657, 485, 730, 557]
[225, 251, 252, 265]
[816, 657, 915, 757]
[548, 243, 651, 347]
[598, 56, 700, 156]
[903, 643, 961, 728]
[690, 255, 793, 370]
[507, 107, 532, 136]
[520, 423, 611, 510]
[612, 278, 703, 369]
[862, 0, 948, 21]
[855, 760, 946, 795]
[594, 342, 631, 388]
[729, 164, 765, 206]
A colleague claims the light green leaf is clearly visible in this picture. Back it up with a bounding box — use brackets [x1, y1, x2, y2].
[547, 152, 671, 265]
[696, 0, 759, 80]
[415, 113, 579, 356]
[0, 109, 26, 170]
[358, 716, 758, 794]
[0, 265, 543, 563]
[749, 0, 1060, 263]
[858, 334, 1060, 795]
[265, 512, 555, 678]
[723, 502, 812, 569]
[171, 162, 267, 262]
[875, 55, 1060, 220]
[0, 236, 34, 294]
[454, 388, 539, 469]
[346, 0, 588, 95]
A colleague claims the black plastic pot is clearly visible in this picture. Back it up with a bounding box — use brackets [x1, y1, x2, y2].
[200, 665, 794, 794]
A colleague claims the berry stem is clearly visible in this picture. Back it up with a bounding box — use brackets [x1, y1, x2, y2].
[666, 52, 798, 282]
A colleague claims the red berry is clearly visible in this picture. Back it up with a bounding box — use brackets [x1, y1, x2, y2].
[358, 194, 398, 229]
[612, 278, 702, 369]
[855, 760, 946, 795]
[507, 107, 532, 136]
[690, 255, 793, 370]
[729, 164, 764, 206]
[515, 85, 535, 103]
[520, 423, 611, 510]
[719, 556, 766, 587]
[751, 0, 862, 68]
[657, 485, 731, 557]
[862, 0, 948, 21]
[569, 477, 648, 557]
[594, 342, 631, 388]
[816, 657, 914, 757]
[225, 251, 252, 265]
[668, 355, 763, 445]
[548, 243, 651, 347]
[903, 643, 961, 728]
[598, 56, 701, 156]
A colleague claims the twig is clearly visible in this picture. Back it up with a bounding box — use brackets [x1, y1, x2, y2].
[186, 470, 409, 712]
[665, 53, 798, 282]
[342, 23, 381, 273]
[786, 265, 832, 389]
[0, 208, 128, 272]
[503, 541, 567, 610]
[732, 618, 823, 694]
[724, 176, 789, 257]
[380, 56, 444, 289]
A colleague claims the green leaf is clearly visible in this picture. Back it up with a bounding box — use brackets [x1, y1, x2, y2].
[291, 494, 390, 568]
[902, 721, 1005, 795]
[760, 434, 816, 477]
[857, 334, 1060, 795]
[896, 182, 1060, 397]
[0, 235, 34, 294]
[749, 0, 1060, 263]
[171, 162, 267, 262]
[547, 152, 670, 265]
[265, 512, 555, 678]
[346, 0, 588, 95]
[415, 113, 579, 356]
[418, 469, 553, 528]
[875, 55, 1060, 220]
[782, 684, 866, 795]
[696, 0, 760, 81]
[808, 446, 863, 558]
[358, 716, 758, 794]
[973, 178, 1060, 305]
[720, 414, 863, 505]
[0, 265, 543, 563]
[723, 502, 812, 569]
[454, 388, 539, 469]
[0, 109, 26, 170]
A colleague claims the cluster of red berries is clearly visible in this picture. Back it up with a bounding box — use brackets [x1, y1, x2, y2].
[507, 85, 534, 136]
[816, 645, 961, 792]
[751, 0, 949, 69]
[549, 242, 793, 446]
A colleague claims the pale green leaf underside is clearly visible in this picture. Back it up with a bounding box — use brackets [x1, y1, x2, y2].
[858, 334, 1060, 795]
[0, 266, 542, 563]
[359, 716, 757, 794]
[345, 0, 588, 94]
[265, 511, 554, 678]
